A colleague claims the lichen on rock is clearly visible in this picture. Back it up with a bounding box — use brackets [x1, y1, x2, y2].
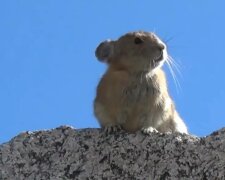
[1, 126, 225, 179]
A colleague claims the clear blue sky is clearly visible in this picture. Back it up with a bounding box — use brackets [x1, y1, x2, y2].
[1, 1, 225, 143]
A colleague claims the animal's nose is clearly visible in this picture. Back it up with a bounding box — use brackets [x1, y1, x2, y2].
[158, 43, 165, 51]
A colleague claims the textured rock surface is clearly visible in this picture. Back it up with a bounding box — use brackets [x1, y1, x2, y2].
[1, 126, 225, 180]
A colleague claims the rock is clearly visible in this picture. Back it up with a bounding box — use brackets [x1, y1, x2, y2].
[0, 126, 225, 179]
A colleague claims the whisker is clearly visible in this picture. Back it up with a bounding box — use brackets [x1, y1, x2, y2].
[165, 58, 181, 93]
[167, 55, 183, 78]
[168, 55, 181, 70]
[164, 36, 175, 44]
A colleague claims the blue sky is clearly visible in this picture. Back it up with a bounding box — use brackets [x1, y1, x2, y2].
[1, 1, 225, 143]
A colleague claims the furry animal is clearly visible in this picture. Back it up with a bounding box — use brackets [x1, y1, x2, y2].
[94, 31, 188, 134]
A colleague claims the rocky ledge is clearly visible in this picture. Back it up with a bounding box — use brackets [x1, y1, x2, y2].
[0, 126, 225, 179]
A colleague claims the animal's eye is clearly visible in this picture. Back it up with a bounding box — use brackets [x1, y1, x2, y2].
[134, 37, 143, 44]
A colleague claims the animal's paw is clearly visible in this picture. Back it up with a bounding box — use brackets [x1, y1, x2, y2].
[141, 127, 158, 134]
[104, 125, 122, 134]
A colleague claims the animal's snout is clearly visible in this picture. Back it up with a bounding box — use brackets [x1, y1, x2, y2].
[158, 43, 165, 51]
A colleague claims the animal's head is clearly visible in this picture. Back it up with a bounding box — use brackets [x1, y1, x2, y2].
[95, 31, 168, 73]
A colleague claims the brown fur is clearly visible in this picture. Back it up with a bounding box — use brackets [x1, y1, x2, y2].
[94, 31, 188, 134]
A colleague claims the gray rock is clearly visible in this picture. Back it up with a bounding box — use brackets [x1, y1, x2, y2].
[0, 126, 225, 180]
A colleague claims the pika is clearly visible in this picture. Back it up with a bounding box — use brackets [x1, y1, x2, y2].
[94, 31, 188, 134]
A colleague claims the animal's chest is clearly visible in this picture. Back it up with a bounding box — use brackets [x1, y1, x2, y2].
[99, 72, 161, 111]
[121, 79, 160, 106]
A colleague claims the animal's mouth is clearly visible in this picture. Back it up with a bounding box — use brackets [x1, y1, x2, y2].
[151, 51, 166, 69]
[154, 52, 164, 62]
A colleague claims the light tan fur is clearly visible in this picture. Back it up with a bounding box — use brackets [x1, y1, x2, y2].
[94, 31, 188, 134]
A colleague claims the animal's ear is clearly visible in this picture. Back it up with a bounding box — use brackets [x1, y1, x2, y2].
[95, 40, 114, 62]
